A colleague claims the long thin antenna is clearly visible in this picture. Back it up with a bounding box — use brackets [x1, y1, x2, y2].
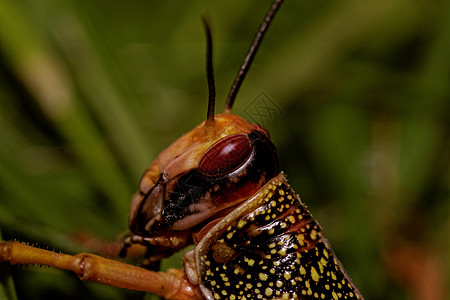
[202, 16, 218, 140]
[202, 15, 216, 122]
[224, 0, 284, 113]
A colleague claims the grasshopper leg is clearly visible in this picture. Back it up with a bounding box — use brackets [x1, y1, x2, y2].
[0, 241, 202, 300]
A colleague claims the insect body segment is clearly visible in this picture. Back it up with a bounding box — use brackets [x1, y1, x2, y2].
[195, 173, 362, 300]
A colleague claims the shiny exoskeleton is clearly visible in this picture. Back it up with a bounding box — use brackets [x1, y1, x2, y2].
[193, 174, 361, 299]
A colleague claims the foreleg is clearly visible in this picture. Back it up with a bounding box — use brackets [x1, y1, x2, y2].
[0, 241, 202, 300]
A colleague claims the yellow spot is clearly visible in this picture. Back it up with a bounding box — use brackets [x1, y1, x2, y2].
[227, 232, 233, 239]
[325, 284, 330, 290]
[311, 266, 320, 282]
[265, 287, 273, 297]
[331, 271, 337, 280]
[310, 229, 318, 240]
[268, 228, 275, 235]
[332, 291, 338, 300]
[214, 293, 220, 299]
[248, 259, 255, 267]
[278, 248, 287, 256]
[287, 215, 296, 223]
[269, 242, 276, 248]
[323, 248, 329, 259]
[300, 266, 306, 275]
[270, 200, 277, 207]
[282, 293, 290, 299]
[276, 280, 283, 288]
[237, 220, 246, 229]
[230, 295, 236, 300]
[284, 272, 291, 280]
[221, 290, 227, 296]
[316, 257, 323, 266]
[281, 222, 287, 228]
[246, 283, 252, 290]
[259, 273, 268, 281]
[211, 280, 216, 286]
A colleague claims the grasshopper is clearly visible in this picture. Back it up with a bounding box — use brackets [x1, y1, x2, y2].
[1, 0, 363, 299]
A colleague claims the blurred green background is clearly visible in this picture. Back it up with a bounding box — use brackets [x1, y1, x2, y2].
[0, 0, 449, 299]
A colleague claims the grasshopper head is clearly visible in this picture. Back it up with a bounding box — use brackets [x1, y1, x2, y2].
[128, 114, 279, 243]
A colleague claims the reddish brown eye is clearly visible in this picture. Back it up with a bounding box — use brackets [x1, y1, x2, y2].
[199, 134, 252, 176]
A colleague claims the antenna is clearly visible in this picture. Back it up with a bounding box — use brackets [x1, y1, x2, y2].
[202, 16, 216, 122]
[224, 0, 284, 113]
[202, 16, 218, 139]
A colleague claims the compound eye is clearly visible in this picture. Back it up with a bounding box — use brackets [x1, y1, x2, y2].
[199, 134, 252, 176]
